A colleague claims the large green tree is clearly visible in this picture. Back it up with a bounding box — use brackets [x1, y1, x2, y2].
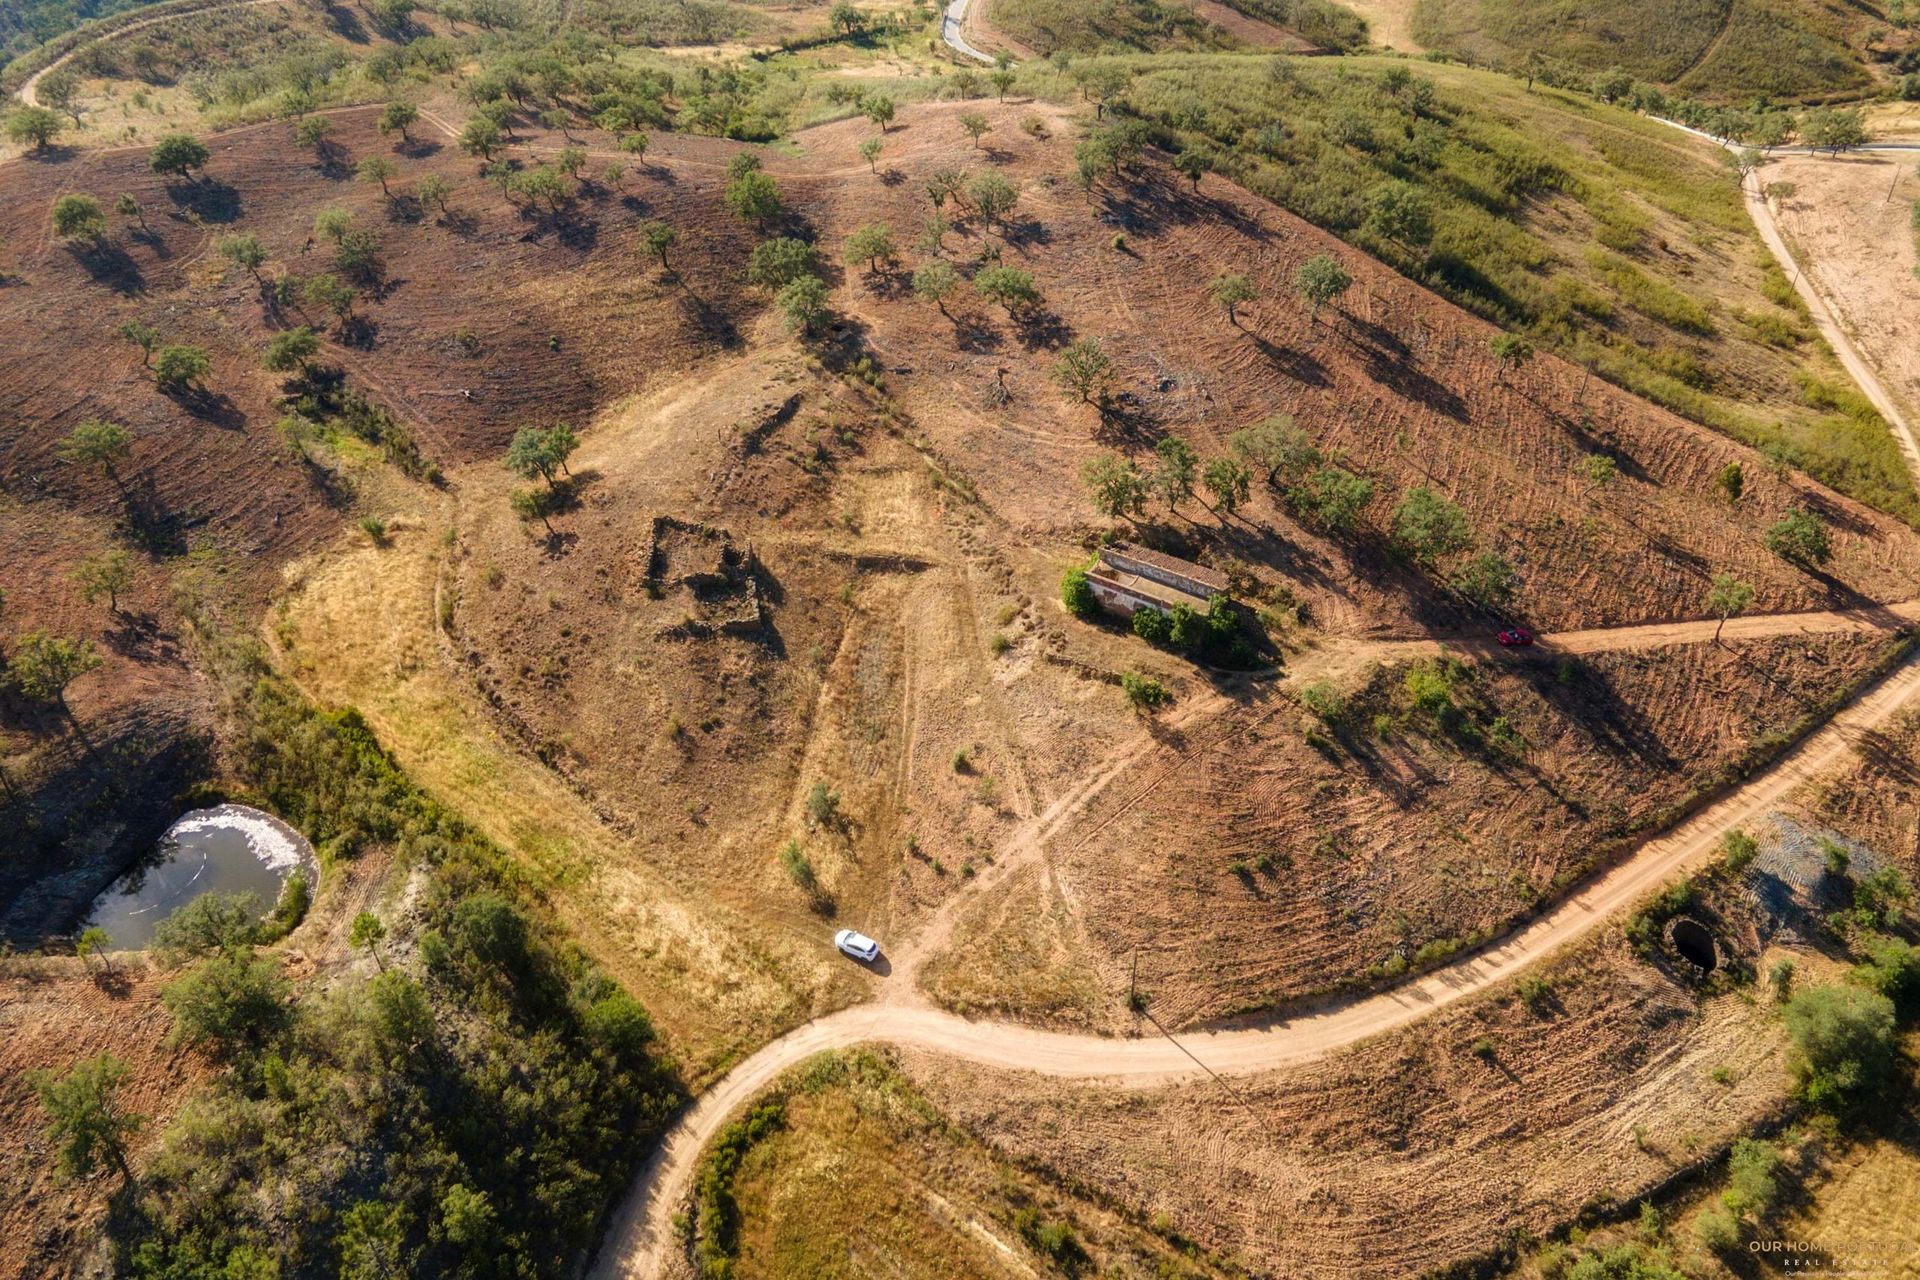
[31, 1054, 142, 1183]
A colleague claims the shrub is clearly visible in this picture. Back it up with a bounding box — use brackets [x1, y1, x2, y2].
[779, 839, 816, 890]
[1783, 983, 1896, 1114]
[162, 949, 292, 1057]
[747, 237, 816, 289]
[805, 781, 840, 828]
[1132, 607, 1172, 644]
[1061, 565, 1099, 618]
[1765, 508, 1831, 565]
[152, 892, 260, 961]
[1392, 486, 1472, 566]
[1121, 671, 1169, 710]
[1300, 678, 1344, 722]
[1721, 828, 1758, 874]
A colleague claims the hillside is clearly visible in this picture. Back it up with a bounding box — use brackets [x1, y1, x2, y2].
[7, 6, 1920, 1280]
[1409, 0, 1896, 101]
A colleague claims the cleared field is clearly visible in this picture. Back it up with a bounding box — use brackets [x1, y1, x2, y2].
[905, 919, 1794, 1279]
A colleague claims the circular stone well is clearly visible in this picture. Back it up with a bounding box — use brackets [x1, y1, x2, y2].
[1667, 918, 1718, 972]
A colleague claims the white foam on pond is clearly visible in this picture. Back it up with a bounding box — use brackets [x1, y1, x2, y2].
[165, 803, 312, 872]
[81, 803, 319, 949]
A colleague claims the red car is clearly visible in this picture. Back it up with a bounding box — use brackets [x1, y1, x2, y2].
[1496, 628, 1534, 648]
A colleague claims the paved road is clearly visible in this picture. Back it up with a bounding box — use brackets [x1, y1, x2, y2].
[941, 0, 994, 64]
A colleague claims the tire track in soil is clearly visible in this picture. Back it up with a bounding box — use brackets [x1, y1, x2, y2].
[592, 646, 1920, 1280]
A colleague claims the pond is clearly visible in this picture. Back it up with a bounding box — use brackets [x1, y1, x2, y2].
[81, 804, 317, 950]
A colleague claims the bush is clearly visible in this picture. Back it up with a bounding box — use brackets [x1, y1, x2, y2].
[1300, 678, 1344, 722]
[1721, 828, 1758, 874]
[1131, 607, 1172, 644]
[1060, 565, 1098, 619]
[151, 892, 260, 961]
[1121, 671, 1169, 710]
[161, 949, 292, 1058]
[1783, 983, 1897, 1114]
[780, 839, 816, 891]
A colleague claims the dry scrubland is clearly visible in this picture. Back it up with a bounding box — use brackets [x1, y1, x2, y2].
[8, 98, 1920, 1050]
[714, 706, 1920, 1279]
[6, 14, 1920, 1274]
[1407, 0, 1894, 100]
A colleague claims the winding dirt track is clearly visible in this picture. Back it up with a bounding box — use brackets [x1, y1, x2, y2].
[19, 7, 1920, 1273]
[592, 629, 1920, 1279]
[16, 0, 286, 108]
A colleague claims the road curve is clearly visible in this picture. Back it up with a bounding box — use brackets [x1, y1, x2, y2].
[1653, 119, 1920, 492]
[592, 647, 1920, 1280]
[941, 0, 995, 64]
[15, 0, 287, 108]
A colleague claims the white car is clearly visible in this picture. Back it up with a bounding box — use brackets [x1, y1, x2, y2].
[834, 929, 881, 962]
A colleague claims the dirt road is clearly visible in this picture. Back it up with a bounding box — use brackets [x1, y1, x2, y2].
[15, 0, 287, 108]
[1363, 599, 1920, 665]
[1653, 120, 1920, 494]
[592, 639, 1920, 1279]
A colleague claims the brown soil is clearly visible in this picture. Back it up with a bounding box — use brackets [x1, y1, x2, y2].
[7, 93, 1914, 1008]
[0, 958, 209, 1280]
[1182, 0, 1318, 50]
[1763, 153, 1920, 447]
[989, 629, 1898, 1030]
[902, 922, 1792, 1280]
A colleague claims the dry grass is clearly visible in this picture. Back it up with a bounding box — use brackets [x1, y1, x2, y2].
[718, 1048, 1234, 1279]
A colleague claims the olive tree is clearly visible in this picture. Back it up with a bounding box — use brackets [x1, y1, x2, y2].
[1391, 485, 1472, 566]
[959, 113, 992, 148]
[1766, 508, 1831, 566]
[1152, 436, 1198, 512]
[778, 274, 831, 335]
[1294, 254, 1351, 325]
[967, 172, 1019, 229]
[218, 232, 268, 280]
[153, 344, 212, 394]
[638, 219, 677, 269]
[974, 265, 1037, 315]
[51, 194, 107, 243]
[8, 631, 102, 712]
[1081, 453, 1147, 521]
[56, 419, 133, 483]
[1706, 573, 1755, 642]
[1208, 274, 1255, 326]
[843, 223, 898, 275]
[357, 155, 399, 198]
[1054, 338, 1113, 404]
[1202, 456, 1252, 516]
[149, 132, 211, 180]
[7, 106, 62, 153]
[31, 1054, 142, 1184]
[377, 100, 419, 144]
[913, 259, 957, 316]
[263, 326, 321, 374]
[74, 551, 135, 613]
[861, 93, 896, 132]
[748, 237, 816, 289]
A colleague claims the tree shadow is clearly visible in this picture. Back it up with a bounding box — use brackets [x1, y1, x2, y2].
[114, 481, 191, 557]
[165, 178, 242, 223]
[1251, 335, 1330, 389]
[68, 241, 145, 294]
[1013, 306, 1072, 352]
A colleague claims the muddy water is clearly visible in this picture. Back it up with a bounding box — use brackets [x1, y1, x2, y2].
[82, 804, 317, 949]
